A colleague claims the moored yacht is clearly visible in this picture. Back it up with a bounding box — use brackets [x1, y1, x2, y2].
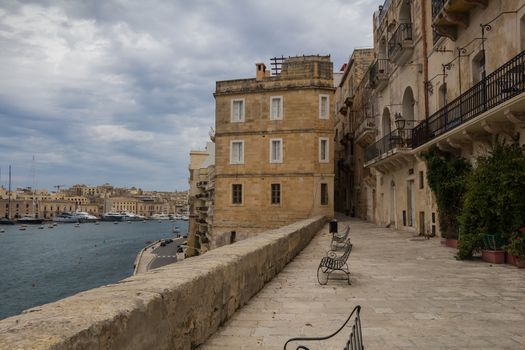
[121, 212, 146, 221]
[150, 213, 171, 220]
[101, 212, 125, 222]
[73, 211, 98, 223]
[17, 216, 44, 225]
[53, 212, 78, 223]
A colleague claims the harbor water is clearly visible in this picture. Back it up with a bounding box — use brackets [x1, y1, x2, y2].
[0, 220, 188, 320]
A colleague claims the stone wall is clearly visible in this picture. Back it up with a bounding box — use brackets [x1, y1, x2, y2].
[0, 216, 326, 350]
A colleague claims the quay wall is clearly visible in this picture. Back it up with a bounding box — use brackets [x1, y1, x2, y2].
[0, 216, 326, 350]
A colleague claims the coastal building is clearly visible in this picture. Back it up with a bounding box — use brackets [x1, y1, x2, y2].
[210, 55, 335, 249]
[334, 48, 374, 218]
[187, 142, 215, 256]
[358, 0, 525, 236]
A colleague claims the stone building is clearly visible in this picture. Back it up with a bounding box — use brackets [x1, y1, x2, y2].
[360, 0, 525, 237]
[334, 48, 374, 218]
[187, 142, 215, 256]
[211, 55, 335, 248]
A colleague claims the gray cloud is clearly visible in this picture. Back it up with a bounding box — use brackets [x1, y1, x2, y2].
[0, 0, 377, 191]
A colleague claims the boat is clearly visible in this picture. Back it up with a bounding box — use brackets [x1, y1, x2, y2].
[0, 218, 15, 225]
[53, 212, 78, 223]
[151, 213, 172, 220]
[173, 214, 183, 220]
[17, 216, 44, 225]
[0, 228, 5, 233]
[181, 215, 189, 221]
[173, 226, 181, 234]
[121, 212, 146, 221]
[101, 212, 125, 221]
[73, 211, 98, 223]
[38, 225, 44, 229]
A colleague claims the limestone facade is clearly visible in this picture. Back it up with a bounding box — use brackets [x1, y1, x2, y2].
[334, 48, 374, 218]
[187, 143, 215, 256]
[211, 56, 335, 248]
[360, 0, 525, 236]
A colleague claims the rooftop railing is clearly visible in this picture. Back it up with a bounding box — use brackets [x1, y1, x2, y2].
[413, 49, 525, 148]
[365, 120, 416, 163]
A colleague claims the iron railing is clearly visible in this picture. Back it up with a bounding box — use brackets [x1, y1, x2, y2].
[365, 120, 417, 163]
[284, 305, 363, 350]
[370, 59, 390, 87]
[388, 23, 413, 58]
[355, 117, 376, 140]
[432, 0, 446, 20]
[413, 49, 525, 148]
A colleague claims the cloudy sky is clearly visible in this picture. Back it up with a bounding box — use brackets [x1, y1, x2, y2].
[0, 0, 377, 191]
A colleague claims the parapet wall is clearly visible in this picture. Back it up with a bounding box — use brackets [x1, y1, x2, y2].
[0, 216, 326, 350]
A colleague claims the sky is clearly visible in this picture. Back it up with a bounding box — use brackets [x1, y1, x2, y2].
[0, 0, 377, 191]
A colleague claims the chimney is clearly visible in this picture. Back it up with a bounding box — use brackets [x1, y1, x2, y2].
[256, 63, 266, 81]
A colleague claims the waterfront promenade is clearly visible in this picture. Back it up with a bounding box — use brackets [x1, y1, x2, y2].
[200, 217, 525, 350]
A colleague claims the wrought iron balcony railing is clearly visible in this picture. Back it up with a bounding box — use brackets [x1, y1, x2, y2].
[388, 23, 413, 58]
[364, 120, 416, 163]
[413, 49, 525, 148]
[370, 59, 390, 87]
[431, 0, 446, 20]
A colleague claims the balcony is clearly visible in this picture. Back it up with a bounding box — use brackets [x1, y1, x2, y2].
[354, 117, 377, 146]
[369, 59, 390, 91]
[388, 23, 413, 65]
[432, 0, 489, 41]
[364, 121, 417, 171]
[413, 49, 525, 149]
[197, 181, 208, 189]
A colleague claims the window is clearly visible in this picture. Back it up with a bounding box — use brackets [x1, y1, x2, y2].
[270, 96, 283, 120]
[230, 140, 244, 164]
[271, 183, 281, 205]
[319, 137, 329, 163]
[231, 99, 245, 122]
[320, 183, 328, 205]
[269, 138, 283, 163]
[419, 171, 424, 189]
[319, 94, 329, 119]
[232, 184, 242, 204]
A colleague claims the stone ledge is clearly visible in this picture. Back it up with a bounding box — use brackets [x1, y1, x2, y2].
[0, 216, 326, 350]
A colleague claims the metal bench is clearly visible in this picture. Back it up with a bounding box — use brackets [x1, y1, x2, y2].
[318, 242, 353, 285]
[283, 305, 364, 350]
[331, 224, 350, 250]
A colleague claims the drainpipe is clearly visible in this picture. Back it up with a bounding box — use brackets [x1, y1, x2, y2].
[421, 0, 429, 119]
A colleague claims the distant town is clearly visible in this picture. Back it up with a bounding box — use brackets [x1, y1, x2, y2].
[0, 183, 188, 220]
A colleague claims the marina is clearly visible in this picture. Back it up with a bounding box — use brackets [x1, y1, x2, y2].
[0, 219, 188, 320]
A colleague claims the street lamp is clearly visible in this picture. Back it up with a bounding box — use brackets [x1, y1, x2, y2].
[394, 112, 406, 130]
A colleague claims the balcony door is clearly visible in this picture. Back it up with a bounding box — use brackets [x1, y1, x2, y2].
[389, 180, 396, 226]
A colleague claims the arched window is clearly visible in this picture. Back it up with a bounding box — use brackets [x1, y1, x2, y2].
[402, 87, 415, 122]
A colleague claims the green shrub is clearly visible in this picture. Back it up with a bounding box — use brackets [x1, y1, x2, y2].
[423, 147, 471, 239]
[458, 141, 525, 259]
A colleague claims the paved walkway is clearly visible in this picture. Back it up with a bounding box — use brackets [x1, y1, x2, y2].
[199, 217, 525, 350]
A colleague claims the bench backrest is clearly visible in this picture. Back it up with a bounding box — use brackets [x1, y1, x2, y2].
[338, 243, 353, 263]
[283, 305, 363, 350]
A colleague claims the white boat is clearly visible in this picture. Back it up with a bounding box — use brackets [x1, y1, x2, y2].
[181, 215, 189, 221]
[173, 214, 183, 220]
[53, 212, 78, 223]
[121, 212, 146, 221]
[73, 211, 98, 223]
[151, 213, 172, 220]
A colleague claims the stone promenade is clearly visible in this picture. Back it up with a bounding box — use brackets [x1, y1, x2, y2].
[199, 216, 525, 350]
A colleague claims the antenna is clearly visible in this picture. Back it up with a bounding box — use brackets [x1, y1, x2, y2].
[54, 185, 66, 193]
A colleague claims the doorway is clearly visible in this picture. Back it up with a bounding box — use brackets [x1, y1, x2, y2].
[407, 180, 415, 227]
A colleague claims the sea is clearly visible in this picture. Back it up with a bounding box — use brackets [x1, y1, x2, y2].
[0, 219, 188, 320]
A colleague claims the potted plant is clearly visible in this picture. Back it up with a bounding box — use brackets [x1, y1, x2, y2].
[481, 233, 506, 264]
[505, 227, 525, 268]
